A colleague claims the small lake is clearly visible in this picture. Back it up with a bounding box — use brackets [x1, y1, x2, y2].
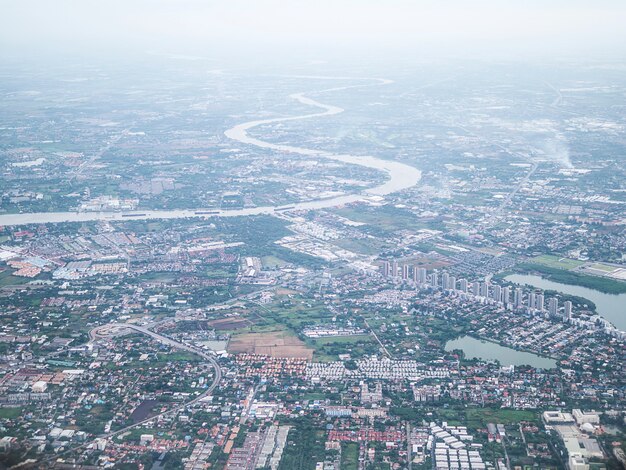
[130, 399, 160, 423]
[445, 336, 557, 369]
[504, 274, 626, 331]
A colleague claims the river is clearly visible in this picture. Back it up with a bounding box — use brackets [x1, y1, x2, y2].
[504, 274, 626, 331]
[0, 78, 421, 227]
[445, 335, 557, 369]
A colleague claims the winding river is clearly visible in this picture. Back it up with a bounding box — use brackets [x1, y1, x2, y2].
[0, 78, 421, 227]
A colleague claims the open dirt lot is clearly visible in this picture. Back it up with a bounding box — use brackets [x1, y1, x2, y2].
[227, 330, 313, 359]
[208, 317, 253, 330]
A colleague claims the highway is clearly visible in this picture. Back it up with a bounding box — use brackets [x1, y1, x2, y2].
[28, 322, 222, 468]
[89, 323, 223, 428]
[89, 323, 222, 439]
[493, 162, 538, 217]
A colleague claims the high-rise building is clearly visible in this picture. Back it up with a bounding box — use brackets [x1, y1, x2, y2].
[514, 288, 523, 309]
[563, 300, 572, 320]
[459, 278, 468, 293]
[493, 285, 502, 303]
[402, 264, 410, 281]
[502, 286, 510, 305]
[536, 294, 544, 312]
[480, 281, 490, 298]
[472, 282, 480, 296]
[528, 292, 536, 310]
[382, 261, 390, 278]
[431, 271, 438, 288]
[449, 275, 457, 291]
[442, 273, 450, 290]
[549, 298, 559, 317]
[417, 267, 428, 284]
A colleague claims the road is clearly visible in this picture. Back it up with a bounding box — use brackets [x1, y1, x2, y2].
[28, 322, 222, 468]
[453, 123, 539, 223]
[97, 323, 222, 439]
[239, 383, 263, 425]
[69, 128, 131, 183]
[363, 319, 392, 358]
[493, 162, 538, 218]
[407, 422, 413, 470]
[501, 436, 511, 470]
[89, 323, 222, 407]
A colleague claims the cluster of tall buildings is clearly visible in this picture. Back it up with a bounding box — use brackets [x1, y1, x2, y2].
[380, 261, 573, 321]
[381, 260, 430, 284]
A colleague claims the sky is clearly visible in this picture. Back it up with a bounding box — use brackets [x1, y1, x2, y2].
[2, 0, 626, 61]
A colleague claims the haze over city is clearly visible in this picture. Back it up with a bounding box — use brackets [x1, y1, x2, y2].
[3, 0, 626, 59]
[0, 1, 624, 469]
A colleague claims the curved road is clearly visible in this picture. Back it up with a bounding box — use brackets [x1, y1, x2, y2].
[90, 322, 222, 420]
[29, 323, 221, 468]
[0, 77, 421, 227]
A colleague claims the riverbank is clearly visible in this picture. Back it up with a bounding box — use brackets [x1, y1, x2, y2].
[504, 273, 626, 331]
[0, 77, 421, 228]
[515, 262, 626, 295]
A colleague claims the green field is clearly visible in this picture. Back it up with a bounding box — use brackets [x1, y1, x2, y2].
[516, 262, 626, 294]
[340, 442, 359, 470]
[333, 205, 431, 235]
[0, 270, 29, 287]
[306, 334, 377, 362]
[278, 420, 325, 470]
[436, 408, 539, 428]
[586, 263, 616, 273]
[465, 408, 538, 426]
[531, 255, 584, 270]
[261, 255, 288, 268]
[310, 334, 372, 345]
[156, 351, 201, 362]
[333, 237, 390, 255]
[0, 407, 22, 419]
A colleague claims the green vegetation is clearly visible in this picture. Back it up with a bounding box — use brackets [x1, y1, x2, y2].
[0, 407, 22, 419]
[333, 205, 435, 236]
[586, 263, 616, 273]
[307, 335, 378, 362]
[531, 255, 585, 270]
[0, 270, 28, 287]
[516, 262, 626, 294]
[435, 407, 539, 428]
[215, 216, 320, 264]
[119, 427, 177, 443]
[333, 237, 390, 255]
[390, 407, 420, 421]
[156, 351, 201, 362]
[340, 442, 359, 470]
[261, 255, 288, 268]
[301, 392, 327, 401]
[278, 418, 326, 470]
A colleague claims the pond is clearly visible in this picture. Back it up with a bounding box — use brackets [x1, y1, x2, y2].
[504, 274, 626, 331]
[445, 335, 557, 369]
[129, 399, 161, 423]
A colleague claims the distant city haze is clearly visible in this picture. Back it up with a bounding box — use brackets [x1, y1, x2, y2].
[2, 0, 626, 60]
